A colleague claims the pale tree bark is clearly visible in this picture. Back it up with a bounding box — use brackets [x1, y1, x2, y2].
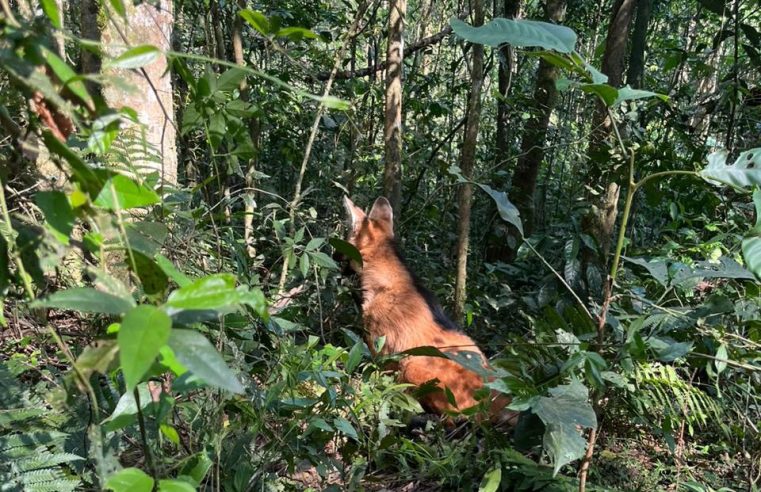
[232, 0, 259, 259]
[100, 0, 178, 185]
[453, 0, 484, 322]
[383, 0, 406, 214]
[508, 0, 566, 243]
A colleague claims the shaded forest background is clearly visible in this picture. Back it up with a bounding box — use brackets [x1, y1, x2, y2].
[1, 0, 761, 490]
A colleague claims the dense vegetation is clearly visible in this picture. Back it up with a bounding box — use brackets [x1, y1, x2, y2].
[1, 0, 760, 490]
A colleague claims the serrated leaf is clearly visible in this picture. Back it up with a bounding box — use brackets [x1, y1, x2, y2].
[108, 45, 161, 70]
[35, 191, 75, 245]
[105, 468, 154, 492]
[701, 148, 761, 189]
[94, 174, 160, 210]
[168, 329, 244, 393]
[451, 17, 577, 53]
[31, 287, 135, 314]
[118, 305, 171, 390]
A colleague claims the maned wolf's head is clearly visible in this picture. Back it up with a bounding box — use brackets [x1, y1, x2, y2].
[342, 196, 394, 270]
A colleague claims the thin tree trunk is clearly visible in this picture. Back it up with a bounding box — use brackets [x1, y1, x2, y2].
[508, 0, 567, 244]
[101, 0, 178, 185]
[626, 0, 654, 88]
[383, 0, 406, 214]
[583, 0, 636, 262]
[453, 0, 484, 322]
[495, 0, 520, 164]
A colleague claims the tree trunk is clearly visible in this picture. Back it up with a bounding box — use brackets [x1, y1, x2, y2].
[495, 0, 521, 164]
[101, 0, 178, 185]
[583, 0, 636, 262]
[383, 0, 406, 214]
[508, 0, 567, 243]
[626, 0, 654, 89]
[453, 0, 484, 322]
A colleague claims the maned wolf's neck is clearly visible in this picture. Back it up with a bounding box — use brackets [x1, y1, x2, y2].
[359, 243, 415, 305]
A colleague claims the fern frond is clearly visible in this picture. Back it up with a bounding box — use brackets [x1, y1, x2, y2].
[0, 408, 45, 428]
[0, 431, 69, 456]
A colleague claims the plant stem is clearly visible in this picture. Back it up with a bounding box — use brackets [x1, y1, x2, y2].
[134, 387, 157, 482]
[0, 178, 35, 300]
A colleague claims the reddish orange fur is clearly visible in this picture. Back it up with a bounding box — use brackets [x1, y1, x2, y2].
[344, 197, 516, 424]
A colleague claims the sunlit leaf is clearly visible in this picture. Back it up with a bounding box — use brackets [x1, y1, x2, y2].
[239, 9, 271, 35]
[31, 287, 135, 314]
[35, 191, 75, 245]
[108, 45, 161, 70]
[701, 148, 761, 189]
[478, 183, 524, 236]
[451, 18, 577, 53]
[40, 0, 62, 28]
[166, 274, 239, 311]
[94, 174, 160, 210]
[118, 305, 172, 390]
[105, 468, 154, 492]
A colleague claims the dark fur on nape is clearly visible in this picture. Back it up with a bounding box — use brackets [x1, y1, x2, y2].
[391, 242, 461, 332]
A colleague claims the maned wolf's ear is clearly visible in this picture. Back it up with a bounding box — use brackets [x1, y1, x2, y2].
[343, 196, 365, 231]
[369, 197, 393, 233]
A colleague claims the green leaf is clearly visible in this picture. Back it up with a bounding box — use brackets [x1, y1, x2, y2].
[40, 0, 61, 28]
[101, 383, 152, 432]
[125, 221, 168, 257]
[239, 9, 271, 35]
[715, 344, 728, 375]
[40, 47, 93, 108]
[108, 45, 161, 70]
[333, 417, 359, 441]
[109, 0, 126, 18]
[345, 341, 364, 373]
[155, 254, 192, 287]
[529, 380, 597, 476]
[579, 83, 619, 107]
[35, 191, 75, 244]
[276, 27, 318, 41]
[622, 256, 669, 287]
[105, 468, 154, 492]
[742, 187, 761, 281]
[701, 148, 761, 189]
[309, 251, 338, 270]
[94, 174, 160, 210]
[168, 329, 244, 393]
[613, 85, 669, 106]
[158, 480, 196, 492]
[478, 465, 502, 492]
[41, 131, 103, 194]
[31, 287, 134, 314]
[166, 274, 239, 311]
[329, 237, 362, 266]
[118, 305, 172, 390]
[217, 67, 247, 92]
[160, 424, 180, 445]
[478, 184, 524, 236]
[451, 17, 577, 53]
[646, 337, 693, 362]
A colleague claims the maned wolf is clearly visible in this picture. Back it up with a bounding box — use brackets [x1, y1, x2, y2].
[343, 196, 516, 424]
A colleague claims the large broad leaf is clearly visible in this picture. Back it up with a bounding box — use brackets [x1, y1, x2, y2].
[118, 305, 172, 390]
[613, 85, 669, 106]
[168, 329, 245, 394]
[451, 18, 577, 53]
[529, 380, 596, 476]
[329, 237, 362, 266]
[672, 257, 756, 284]
[107, 45, 161, 70]
[579, 83, 619, 107]
[158, 480, 196, 492]
[35, 191, 75, 245]
[239, 9, 271, 35]
[166, 274, 239, 311]
[32, 287, 135, 314]
[622, 256, 669, 287]
[478, 184, 524, 236]
[742, 187, 761, 281]
[105, 468, 154, 492]
[701, 148, 761, 189]
[646, 336, 693, 362]
[94, 174, 160, 210]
